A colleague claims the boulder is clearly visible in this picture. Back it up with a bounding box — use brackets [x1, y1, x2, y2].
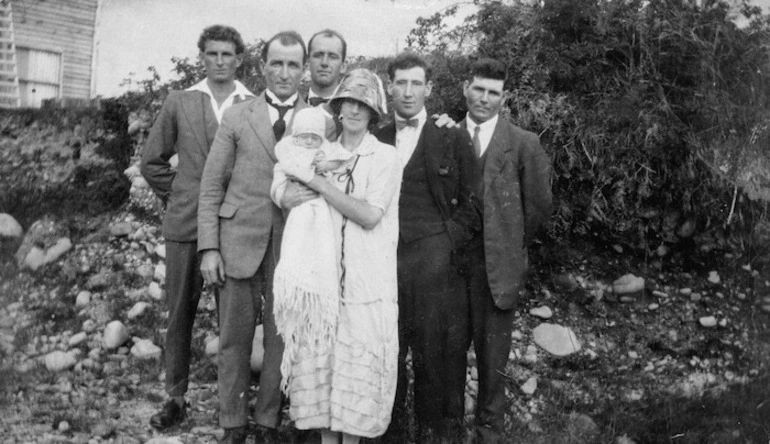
[533, 323, 581, 356]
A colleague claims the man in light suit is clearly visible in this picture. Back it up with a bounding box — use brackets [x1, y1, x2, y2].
[375, 52, 481, 444]
[140, 24, 253, 431]
[461, 58, 552, 444]
[198, 31, 330, 444]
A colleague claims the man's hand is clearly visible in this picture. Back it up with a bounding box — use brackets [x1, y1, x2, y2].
[282, 180, 318, 209]
[200, 250, 226, 287]
[432, 113, 459, 128]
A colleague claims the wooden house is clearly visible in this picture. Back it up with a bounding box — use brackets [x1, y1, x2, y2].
[0, 0, 99, 108]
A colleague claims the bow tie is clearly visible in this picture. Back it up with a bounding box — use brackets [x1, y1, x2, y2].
[309, 96, 329, 107]
[396, 118, 419, 131]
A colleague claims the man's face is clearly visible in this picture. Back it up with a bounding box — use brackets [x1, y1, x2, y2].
[463, 76, 505, 124]
[200, 40, 242, 84]
[262, 41, 305, 101]
[388, 67, 432, 119]
[308, 35, 346, 90]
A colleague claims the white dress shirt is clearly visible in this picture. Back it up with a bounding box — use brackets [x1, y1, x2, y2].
[465, 113, 499, 158]
[394, 108, 428, 168]
[265, 89, 299, 126]
[186, 79, 254, 124]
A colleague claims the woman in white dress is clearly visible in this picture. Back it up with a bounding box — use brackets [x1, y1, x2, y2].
[272, 68, 402, 444]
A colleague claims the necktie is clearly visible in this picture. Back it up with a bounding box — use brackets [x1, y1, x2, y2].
[308, 97, 329, 107]
[396, 118, 419, 131]
[265, 95, 293, 141]
[473, 125, 482, 157]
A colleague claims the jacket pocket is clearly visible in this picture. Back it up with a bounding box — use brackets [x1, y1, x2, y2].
[218, 202, 238, 219]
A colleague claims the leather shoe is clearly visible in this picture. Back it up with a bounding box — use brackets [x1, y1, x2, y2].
[149, 399, 186, 430]
[253, 425, 280, 444]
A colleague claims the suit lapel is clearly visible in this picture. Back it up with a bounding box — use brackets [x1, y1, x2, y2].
[181, 91, 213, 151]
[246, 93, 278, 162]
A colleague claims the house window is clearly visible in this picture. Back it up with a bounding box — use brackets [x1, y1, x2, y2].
[16, 47, 61, 107]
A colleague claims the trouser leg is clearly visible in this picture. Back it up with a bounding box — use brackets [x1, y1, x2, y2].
[254, 239, 284, 429]
[401, 233, 470, 442]
[218, 273, 261, 428]
[469, 248, 516, 444]
[164, 240, 203, 397]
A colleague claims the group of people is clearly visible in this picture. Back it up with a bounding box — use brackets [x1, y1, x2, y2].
[140, 24, 552, 444]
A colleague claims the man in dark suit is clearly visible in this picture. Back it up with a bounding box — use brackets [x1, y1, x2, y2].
[461, 58, 552, 444]
[198, 31, 330, 444]
[140, 24, 253, 431]
[375, 52, 481, 444]
[306, 28, 347, 107]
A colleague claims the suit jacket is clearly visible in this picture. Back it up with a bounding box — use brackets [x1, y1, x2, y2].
[141, 90, 239, 242]
[375, 119, 481, 249]
[197, 92, 313, 279]
[462, 117, 552, 310]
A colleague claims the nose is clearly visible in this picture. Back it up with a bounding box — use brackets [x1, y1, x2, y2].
[216, 53, 224, 66]
[321, 55, 329, 67]
[480, 91, 489, 103]
[279, 64, 289, 79]
[403, 83, 413, 97]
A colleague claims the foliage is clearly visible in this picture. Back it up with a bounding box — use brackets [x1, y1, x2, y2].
[406, 0, 770, 259]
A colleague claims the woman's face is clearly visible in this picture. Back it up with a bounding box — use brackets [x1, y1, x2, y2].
[339, 99, 372, 133]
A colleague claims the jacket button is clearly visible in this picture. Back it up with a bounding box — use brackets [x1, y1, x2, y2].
[451, 198, 458, 205]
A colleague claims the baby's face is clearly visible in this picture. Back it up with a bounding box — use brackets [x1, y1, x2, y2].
[293, 133, 323, 149]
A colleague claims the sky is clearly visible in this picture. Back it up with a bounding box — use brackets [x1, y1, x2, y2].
[94, 0, 473, 97]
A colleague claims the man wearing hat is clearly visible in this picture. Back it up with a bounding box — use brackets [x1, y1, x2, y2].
[376, 52, 481, 444]
[197, 30, 333, 444]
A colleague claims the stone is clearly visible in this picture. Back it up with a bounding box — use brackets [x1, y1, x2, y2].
[130, 339, 161, 360]
[127, 302, 149, 320]
[43, 237, 72, 264]
[155, 244, 166, 259]
[68, 332, 87, 347]
[677, 218, 696, 238]
[533, 323, 581, 356]
[57, 421, 70, 433]
[567, 412, 599, 438]
[148, 282, 163, 300]
[23, 247, 46, 270]
[132, 176, 149, 190]
[154, 263, 166, 282]
[552, 273, 579, 292]
[656, 245, 669, 257]
[145, 438, 184, 444]
[521, 376, 538, 395]
[679, 287, 692, 296]
[110, 222, 133, 237]
[708, 271, 720, 285]
[0, 213, 23, 256]
[529, 306, 553, 319]
[103, 321, 129, 349]
[251, 324, 265, 372]
[205, 336, 219, 357]
[612, 274, 645, 295]
[699, 316, 717, 328]
[44, 351, 77, 372]
[87, 271, 111, 290]
[75, 291, 91, 307]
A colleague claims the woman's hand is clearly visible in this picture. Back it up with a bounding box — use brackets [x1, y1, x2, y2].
[282, 180, 319, 209]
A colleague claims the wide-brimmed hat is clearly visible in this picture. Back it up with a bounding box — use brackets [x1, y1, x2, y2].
[291, 108, 326, 139]
[329, 68, 387, 118]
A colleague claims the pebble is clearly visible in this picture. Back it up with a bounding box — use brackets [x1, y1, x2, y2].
[127, 302, 149, 320]
[708, 271, 720, 284]
[156, 244, 166, 259]
[679, 288, 692, 296]
[520, 376, 538, 395]
[690, 293, 702, 302]
[154, 263, 166, 282]
[103, 321, 129, 349]
[532, 323, 581, 356]
[110, 222, 133, 237]
[529, 306, 553, 319]
[130, 339, 161, 360]
[648, 303, 659, 311]
[75, 291, 91, 307]
[628, 351, 638, 359]
[68, 332, 87, 347]
[612, 274, 645, 295]
[699, 316, 717, 328]
[148, 282, 163, 300]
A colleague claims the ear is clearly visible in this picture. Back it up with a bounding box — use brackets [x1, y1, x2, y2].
[198, 51, 205, 65]
[339, 60, 348, 77]
[236, 53, 244, 68]
[462, 80, 470, 99]
[425, 80, 433, 97]
[386, 79, 394, 97]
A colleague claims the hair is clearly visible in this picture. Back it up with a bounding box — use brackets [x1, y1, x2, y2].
[387, 52, 432, 82]
[308, 29, 347, 61]
[469, 58, 507, 82]
[330, 98, 381, 128]
[261, 31, 307, 64]
[197, 25, 245, 54]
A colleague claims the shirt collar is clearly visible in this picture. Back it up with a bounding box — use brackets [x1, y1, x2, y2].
[308, 88, 333, 101]
[465, 113, 499, 133]
[395, 108, 427, 127]
[186, 79, 254, 100]
[266, 89, 298, 107]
